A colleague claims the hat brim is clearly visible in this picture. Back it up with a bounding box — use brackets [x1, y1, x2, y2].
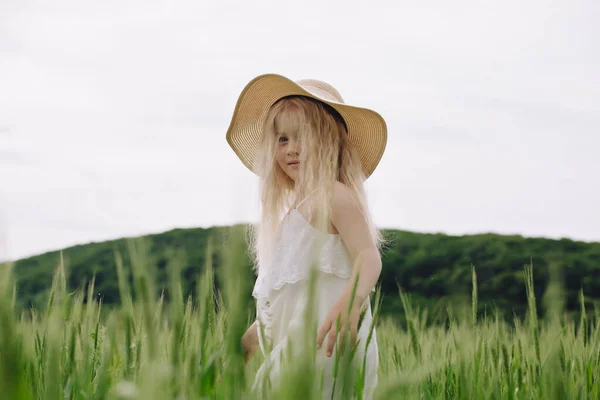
[226, 74, 387, 179]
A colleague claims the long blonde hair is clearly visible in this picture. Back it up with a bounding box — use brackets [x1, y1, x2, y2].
[249, 96, 383, 272]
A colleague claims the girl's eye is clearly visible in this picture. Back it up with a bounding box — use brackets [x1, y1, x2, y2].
[278, 136, 288, 143]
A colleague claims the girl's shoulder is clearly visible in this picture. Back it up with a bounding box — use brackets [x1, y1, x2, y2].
[331, 181, 358, 213]
[331, 181, 365, 227]
[330, 181, 378, 257]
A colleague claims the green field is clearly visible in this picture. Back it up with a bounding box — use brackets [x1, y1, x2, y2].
[9, 224, 600, 325]
[1, 229, 599, 399]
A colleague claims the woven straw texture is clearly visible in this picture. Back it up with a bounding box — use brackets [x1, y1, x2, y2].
[226, 74, 387, 178]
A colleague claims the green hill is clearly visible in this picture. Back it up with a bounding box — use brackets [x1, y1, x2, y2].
[5, 225, 600, 323]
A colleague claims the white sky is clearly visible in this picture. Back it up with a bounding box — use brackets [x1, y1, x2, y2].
[1, 0, 599, 261]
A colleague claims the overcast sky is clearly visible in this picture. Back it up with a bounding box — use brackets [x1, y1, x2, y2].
[1, 0, 599, 261]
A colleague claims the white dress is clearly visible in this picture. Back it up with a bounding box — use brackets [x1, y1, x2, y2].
[251, 197, 379, 399]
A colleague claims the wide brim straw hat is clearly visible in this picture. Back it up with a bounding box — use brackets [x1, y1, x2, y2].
[225, 73, 387, 179]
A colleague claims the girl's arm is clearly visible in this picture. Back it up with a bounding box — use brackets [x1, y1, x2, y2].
[316, 181, 382, 356]
[242, 321, 259, 363]
[331, 181, 382, 302]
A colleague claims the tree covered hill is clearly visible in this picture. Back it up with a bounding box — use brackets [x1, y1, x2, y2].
[6, 224, 600, 322]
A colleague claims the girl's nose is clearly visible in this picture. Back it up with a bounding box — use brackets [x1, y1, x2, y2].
[287, 139, 300, 155]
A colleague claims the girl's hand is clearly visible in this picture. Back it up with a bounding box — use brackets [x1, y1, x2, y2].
[242, 321, 259, 363]
[316, 293, 364, 357]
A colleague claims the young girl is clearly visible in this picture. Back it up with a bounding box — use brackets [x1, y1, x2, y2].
[226, 74, 387, 399]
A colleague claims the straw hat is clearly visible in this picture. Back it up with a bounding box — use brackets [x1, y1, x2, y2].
[225, 73, 387, 178]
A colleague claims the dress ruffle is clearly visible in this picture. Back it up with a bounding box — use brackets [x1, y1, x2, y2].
[252, 263, 353, 299]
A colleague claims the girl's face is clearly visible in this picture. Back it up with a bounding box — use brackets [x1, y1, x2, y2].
[275, 131, 302, 182]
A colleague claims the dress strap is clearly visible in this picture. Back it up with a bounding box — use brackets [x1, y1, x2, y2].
[284, 189, 317, 217]
[294, 189, 317, 209]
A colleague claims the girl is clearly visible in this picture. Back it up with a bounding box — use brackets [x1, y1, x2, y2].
[226, 74, 387, 399]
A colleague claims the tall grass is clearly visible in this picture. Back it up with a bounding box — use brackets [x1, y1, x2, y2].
[0, 229, 598, 399]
